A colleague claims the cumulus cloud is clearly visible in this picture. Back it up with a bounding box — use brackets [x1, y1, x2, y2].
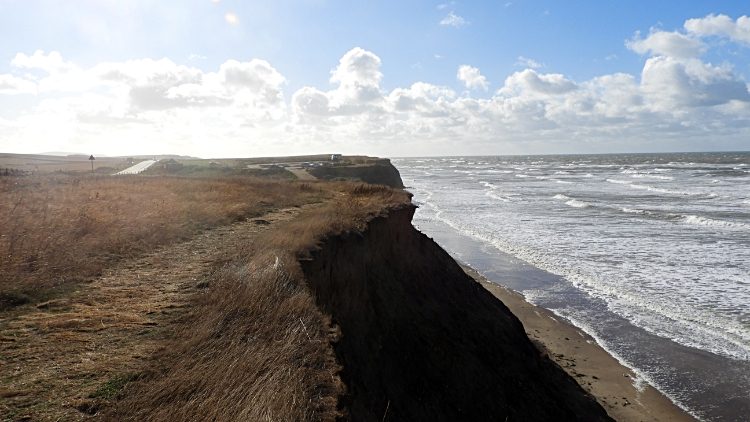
[291, 48, 387, 124]
[0, 74, 36, 94]
[498, 69, 577, 96]
[440, 12, 467, 28]
[3, 15, 750, 158]
[685, 14, 750, 44]
[640, 56, 750, 110]
[457, 65, 489, 90]
[626, 29, 706, 59]
[11, 50, 76, 72]
[0, 51, 290, 155]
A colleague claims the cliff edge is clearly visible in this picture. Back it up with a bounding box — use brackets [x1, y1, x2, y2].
[302, 205, 613, 422]
[307, 159, 404, 188]
[108, 187, 612, 421]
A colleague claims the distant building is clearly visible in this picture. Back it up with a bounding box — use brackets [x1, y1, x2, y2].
[209, 161, 222, 167]
[331, 154, 340, 161]
[125, 157, 134, 164]
[163, 158, 183, 171]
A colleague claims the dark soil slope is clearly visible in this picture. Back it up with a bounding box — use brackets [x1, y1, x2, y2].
[301, 206, 613, 422]
[308, 160, 404, 188]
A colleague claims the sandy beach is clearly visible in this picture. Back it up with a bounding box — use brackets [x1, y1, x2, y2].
[462, 266, 698, 422]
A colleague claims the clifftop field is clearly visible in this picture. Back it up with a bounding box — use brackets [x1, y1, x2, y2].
[0, 154, 613, 422]
[0, 155, 413, 420]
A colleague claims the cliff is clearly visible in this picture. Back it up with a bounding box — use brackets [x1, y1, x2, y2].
[301, 205, 612, 421]
[108, 187, 612, 421]
[307, 159, 404, 188]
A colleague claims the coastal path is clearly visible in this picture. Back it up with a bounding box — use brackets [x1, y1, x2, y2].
[115, 159, 158, 175]
[0, 205, 312, 420]
[289, 168, 317, 180]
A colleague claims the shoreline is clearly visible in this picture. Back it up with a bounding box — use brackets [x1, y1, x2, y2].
[461, 266, 698, 422]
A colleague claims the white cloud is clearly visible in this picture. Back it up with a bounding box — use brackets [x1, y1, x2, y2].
[626, 29, 706, 59]
[640, 56, 750, 110]
[291, 48, 387, 124]
[435, 54, 444, 59]
[3, 24, 750, 158]
[685, 14, 750, 44]
[189, 54, 207, 60]
[499, 69, 577, 96]
[437, 2, 454, 10]
[605, 54, 618, 61]
[12, 50, 76, 73]
[0, 74, 37, 94]
[516, 56, 543, 68]
[457, 65, 489, 90]
[440, 12, 467, 28]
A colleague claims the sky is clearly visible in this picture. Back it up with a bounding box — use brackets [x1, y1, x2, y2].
[0, 0, 749, 158]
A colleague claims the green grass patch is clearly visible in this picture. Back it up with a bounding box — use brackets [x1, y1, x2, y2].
[88, 373, 141, 400]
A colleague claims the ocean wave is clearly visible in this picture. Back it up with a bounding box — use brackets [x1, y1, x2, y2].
[554, 179, 574, 184]
[553, 194, 569, 200]
[486, 191, 511, 202]
[606, 179, 632, 185]
[628, 184, 699, 196]
[683, 215, 749, 230]
[622, 208, 649, 215]
[415, 208, 750, 363]
[631, 174, 674, 180]
[565, 199, 589, 208]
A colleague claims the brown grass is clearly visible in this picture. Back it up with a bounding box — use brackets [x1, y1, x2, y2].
[107, 184, 412, 421]
[0, 168, 410, 421]
[0, 173, 333, 309]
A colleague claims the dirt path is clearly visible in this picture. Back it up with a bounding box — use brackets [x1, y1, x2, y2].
[289, 168, 317, 180]
[0, 206, 311, 421]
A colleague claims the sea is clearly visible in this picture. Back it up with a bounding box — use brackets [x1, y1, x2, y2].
[392, 152, 750, 422]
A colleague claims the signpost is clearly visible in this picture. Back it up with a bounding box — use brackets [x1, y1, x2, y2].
[89, 155, 95, 172]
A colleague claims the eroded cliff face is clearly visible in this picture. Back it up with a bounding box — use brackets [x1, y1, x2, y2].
[301, 206, 613, 422]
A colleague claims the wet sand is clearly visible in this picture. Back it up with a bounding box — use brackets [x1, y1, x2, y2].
[462, 266, 699, 422]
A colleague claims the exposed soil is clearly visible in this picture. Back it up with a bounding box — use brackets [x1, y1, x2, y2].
[301, 206, 613, 422]
[0, 206, 311, 421]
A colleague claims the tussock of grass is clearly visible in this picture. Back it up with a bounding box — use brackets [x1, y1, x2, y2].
[0, 173, 334, 309]
[107, 184, 412, 421]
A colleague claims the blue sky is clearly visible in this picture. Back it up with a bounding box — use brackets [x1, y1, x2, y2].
[1, 0, 749, 157]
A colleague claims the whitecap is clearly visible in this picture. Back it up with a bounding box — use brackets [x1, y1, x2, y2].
[606, 179, 632, 185]
[683, 215, 749, 230]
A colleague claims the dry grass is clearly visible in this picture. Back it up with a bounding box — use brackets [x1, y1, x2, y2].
[0, 169, 411, 421]
[0, 173, 332, 309]
[107, 184, 412, 421]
